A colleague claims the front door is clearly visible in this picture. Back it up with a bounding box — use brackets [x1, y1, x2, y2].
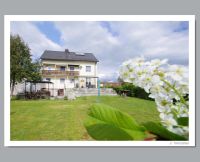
[86, 78, 91, 88]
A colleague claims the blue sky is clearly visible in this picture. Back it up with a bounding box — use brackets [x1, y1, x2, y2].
[99, 21, 119, 37]
[173, 21, 188, 32]
[34, 22, 61, 44]
[11, 21, 189, 81]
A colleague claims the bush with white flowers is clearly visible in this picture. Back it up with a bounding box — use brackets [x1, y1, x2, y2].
[119, 57, 189, 138]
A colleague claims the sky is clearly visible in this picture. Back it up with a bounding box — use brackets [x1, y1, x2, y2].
[10, 21, 189, 82]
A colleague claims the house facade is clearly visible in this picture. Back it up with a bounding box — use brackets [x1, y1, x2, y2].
[40, 49, 99, 96]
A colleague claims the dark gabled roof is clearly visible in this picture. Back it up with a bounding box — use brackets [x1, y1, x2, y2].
[40, 49, 99, 62]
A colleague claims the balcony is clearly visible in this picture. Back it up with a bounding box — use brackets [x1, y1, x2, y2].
[42, 70, 79, 77]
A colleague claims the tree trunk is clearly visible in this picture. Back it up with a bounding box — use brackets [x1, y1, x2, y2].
[10, 79, 15, 96]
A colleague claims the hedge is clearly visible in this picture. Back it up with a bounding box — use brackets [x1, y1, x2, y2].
[113, 83, 153, 100]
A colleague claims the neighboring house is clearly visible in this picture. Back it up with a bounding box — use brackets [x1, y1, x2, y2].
[40, 49, 99, 96]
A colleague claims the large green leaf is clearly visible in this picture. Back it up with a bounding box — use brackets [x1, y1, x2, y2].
[84, 104, 147, 140]
[143, 122, 187, 141]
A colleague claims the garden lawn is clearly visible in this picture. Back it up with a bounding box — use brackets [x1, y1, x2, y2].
[11, 96, 160, 140]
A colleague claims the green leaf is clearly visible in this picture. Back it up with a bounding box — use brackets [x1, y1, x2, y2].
[143, 122, 187, 141]
[84, 103, 147, 140]
[177, 117, 189, 126]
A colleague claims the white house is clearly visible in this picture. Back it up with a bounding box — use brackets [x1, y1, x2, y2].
[40, 49, 99, 96]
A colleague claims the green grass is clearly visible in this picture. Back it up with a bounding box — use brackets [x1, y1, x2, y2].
[11, 96, 160, 141]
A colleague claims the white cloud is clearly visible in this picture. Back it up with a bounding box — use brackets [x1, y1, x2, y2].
[54, 21, 122, 81]
[10, 21, 189, 81]
[54, 21, 188, 81]
[10, 22, 62, 59]
[109, 21, 188, 64]
[54, 21, 120, 53]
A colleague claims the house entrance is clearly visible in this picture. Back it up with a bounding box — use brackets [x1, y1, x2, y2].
[58, 89, 64, 96]
[86, 78, 91, 88]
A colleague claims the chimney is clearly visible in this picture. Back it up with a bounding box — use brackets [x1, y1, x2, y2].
[65, 49, 69, 53]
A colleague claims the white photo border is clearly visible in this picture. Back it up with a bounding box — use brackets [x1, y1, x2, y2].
[4, 15, 196, 147]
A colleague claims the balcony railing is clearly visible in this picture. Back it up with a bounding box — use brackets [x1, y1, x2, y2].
[42, 70, 79, 77]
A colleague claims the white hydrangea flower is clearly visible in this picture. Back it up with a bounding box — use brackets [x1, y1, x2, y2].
[169, 127, 185, 135]
[166, 65, 188, 82]
[160, 113, 177, 127]
[150, 58, 168, 67]
[119, 56, 189, 137]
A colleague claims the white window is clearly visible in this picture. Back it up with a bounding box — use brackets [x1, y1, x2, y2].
[86, 66, 91, 72]
[60, 78, 65, 84]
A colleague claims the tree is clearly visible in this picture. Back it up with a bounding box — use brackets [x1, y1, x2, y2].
[27, 58, 42, 81]
[10, 34, 41, 96]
